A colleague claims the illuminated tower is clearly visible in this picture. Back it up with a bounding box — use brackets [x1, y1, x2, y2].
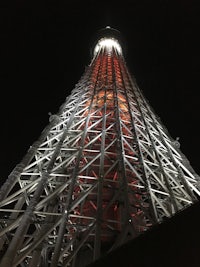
[0, 27, 200, 267]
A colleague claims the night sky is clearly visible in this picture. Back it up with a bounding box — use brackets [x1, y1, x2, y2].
[1, 0, 200, 185]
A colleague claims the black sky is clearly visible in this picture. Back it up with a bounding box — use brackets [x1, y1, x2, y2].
[1, 0, 200, 184]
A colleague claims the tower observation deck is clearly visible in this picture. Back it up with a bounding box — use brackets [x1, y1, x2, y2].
[0, 27, 200, 267]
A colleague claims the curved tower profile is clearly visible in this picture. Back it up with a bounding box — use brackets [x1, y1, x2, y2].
[0, 27, 200, 267]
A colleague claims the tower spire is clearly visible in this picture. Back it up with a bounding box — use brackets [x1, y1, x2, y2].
[0, 29, 200, 267]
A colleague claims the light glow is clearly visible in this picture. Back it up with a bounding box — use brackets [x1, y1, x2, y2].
[94, 38, 122, 55]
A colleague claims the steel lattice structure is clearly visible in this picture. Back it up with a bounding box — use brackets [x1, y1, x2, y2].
[1, 28, 200, 267]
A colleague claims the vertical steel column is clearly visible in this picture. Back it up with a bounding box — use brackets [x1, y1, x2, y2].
[50, 55, 103, 267]
[111, 47, 136, 246]
[93, 47, 108, 260]
[133, 83, 197, 202]
[124, 67, 179, 215]
[116, 50, 158, 224]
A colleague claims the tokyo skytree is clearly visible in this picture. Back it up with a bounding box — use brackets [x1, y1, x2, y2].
[0, 27, 200, 267]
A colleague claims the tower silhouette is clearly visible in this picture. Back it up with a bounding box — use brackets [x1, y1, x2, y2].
[1, 27, 200, 267]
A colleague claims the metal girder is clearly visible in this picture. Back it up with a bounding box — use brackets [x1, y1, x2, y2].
[1, 36, 200, 267]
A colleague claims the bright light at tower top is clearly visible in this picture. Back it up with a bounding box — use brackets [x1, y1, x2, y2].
[94, 37, 122, 55]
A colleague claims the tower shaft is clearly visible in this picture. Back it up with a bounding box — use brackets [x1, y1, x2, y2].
[0, 32, 200, 267]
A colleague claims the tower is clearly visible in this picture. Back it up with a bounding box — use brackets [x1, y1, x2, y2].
[0, 27, 200, 267]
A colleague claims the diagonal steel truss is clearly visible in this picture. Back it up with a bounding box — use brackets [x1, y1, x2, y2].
[0, 35, 200, 267]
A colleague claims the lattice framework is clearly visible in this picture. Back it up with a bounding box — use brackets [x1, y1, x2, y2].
[0, 34, 200, 267]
